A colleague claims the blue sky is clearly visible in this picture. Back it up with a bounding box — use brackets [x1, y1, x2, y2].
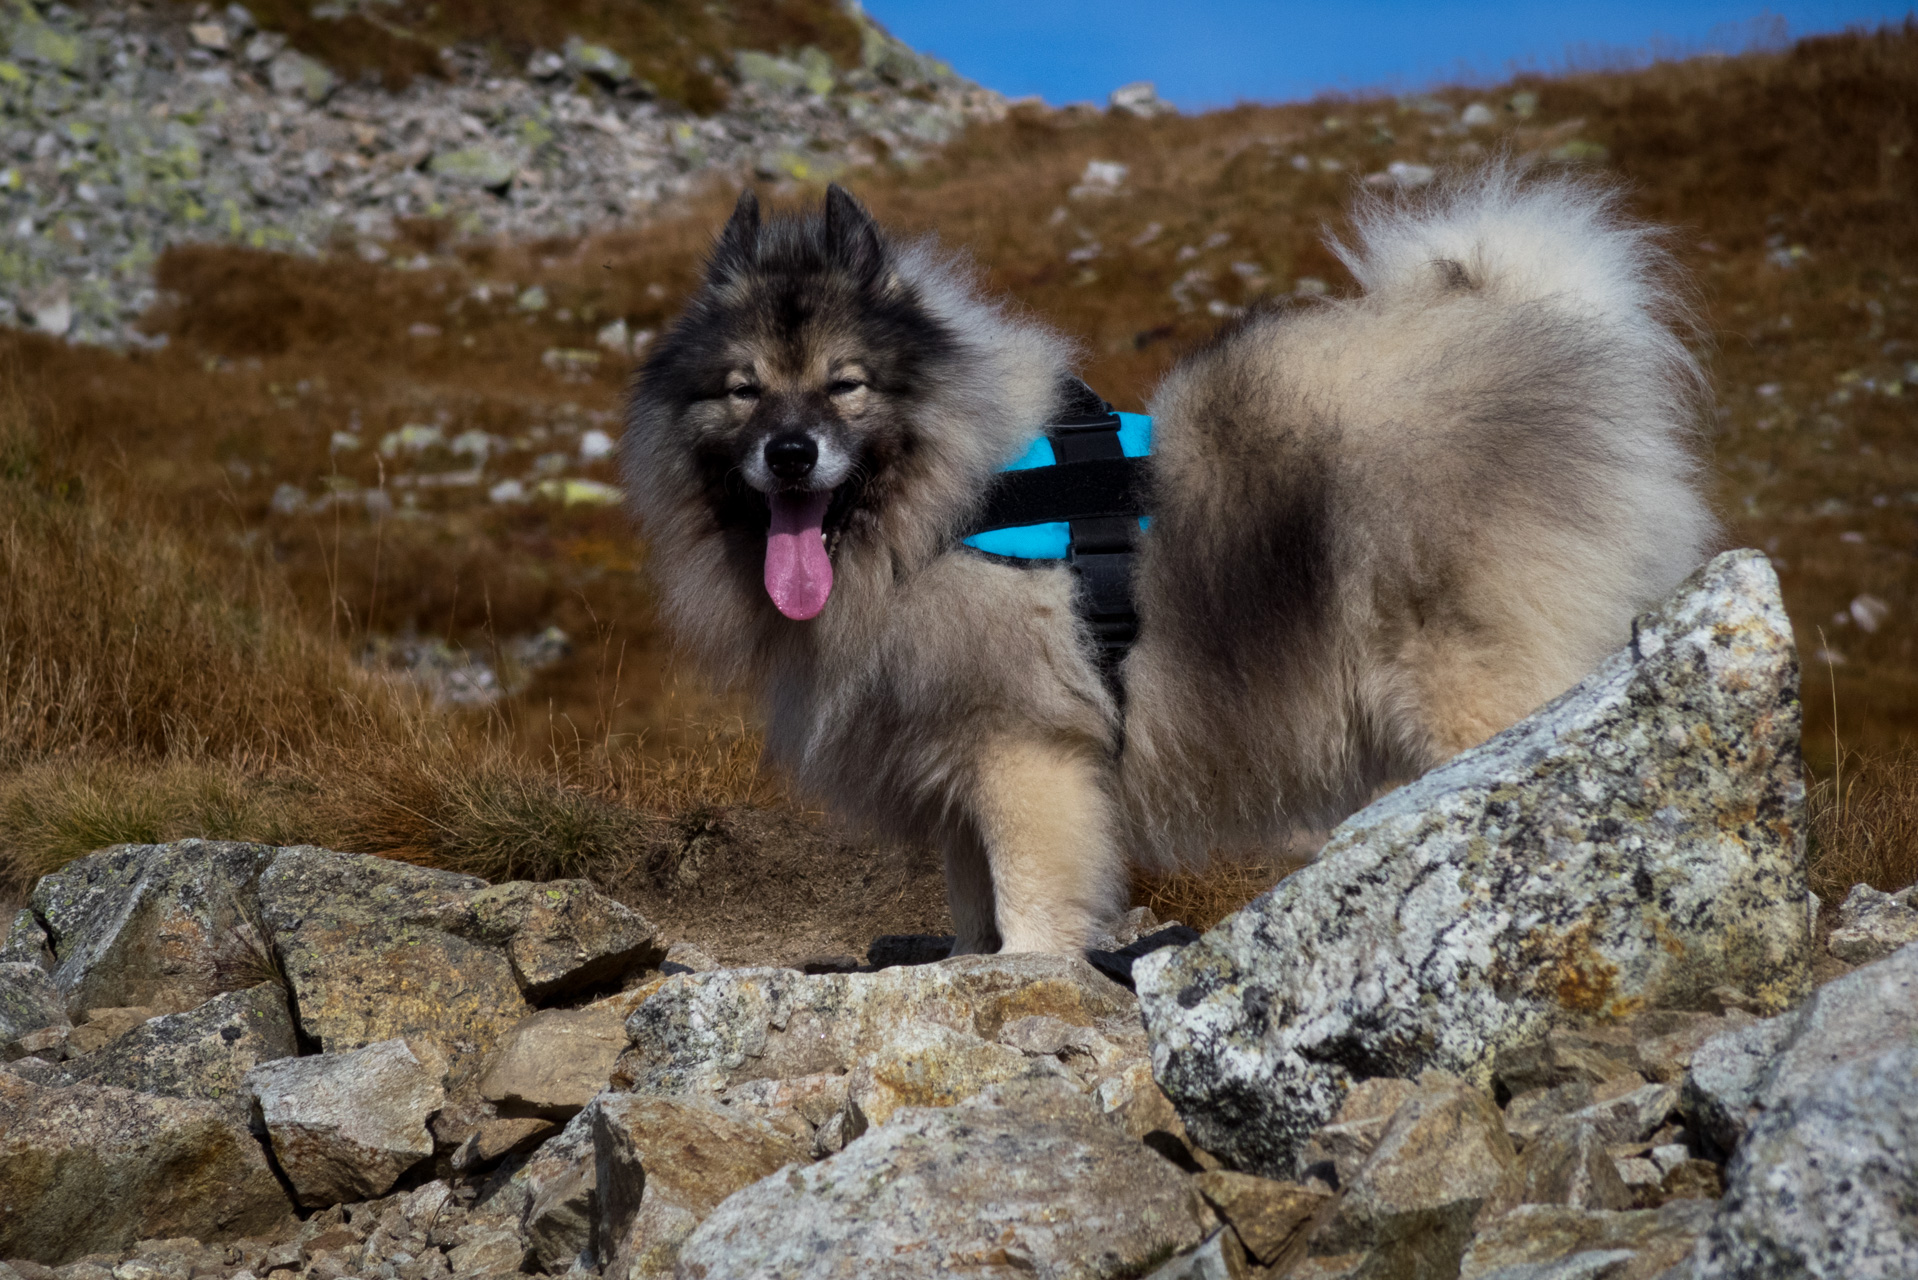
[864, 2, 1915, 109]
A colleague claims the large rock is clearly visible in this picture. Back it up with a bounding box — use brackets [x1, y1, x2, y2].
[255, 847, 530, 1079]
[674, 1076, 1210, 1279]
[1693, 1041, 1918, 1278]
[1138, 552, 1810, 1177]
[0, 1073, 293, 1262]
[620, 953, 1136, 1127]
[1827, 882, 1918, 963]
[0, 961, 68, 1057]
[245, 1037, 446, 1208]
[48, 981, 297, 1106]
[1681, 938, 1918, 1154]
[594, 1094, 803, 1279]
[27, 840, 278, 1018]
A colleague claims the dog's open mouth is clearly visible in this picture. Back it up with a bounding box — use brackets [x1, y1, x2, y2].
[763, 488, 848, 620]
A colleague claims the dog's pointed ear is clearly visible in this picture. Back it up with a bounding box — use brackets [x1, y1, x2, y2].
[823, 184, 884, 284]
[710, 187, 761, 280]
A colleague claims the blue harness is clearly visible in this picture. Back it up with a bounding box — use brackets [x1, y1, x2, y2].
[957, 384, 1152, 698]
[961, 412, 1153, 559]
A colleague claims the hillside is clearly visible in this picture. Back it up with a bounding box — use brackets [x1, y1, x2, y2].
[2, 7, 1914, 945]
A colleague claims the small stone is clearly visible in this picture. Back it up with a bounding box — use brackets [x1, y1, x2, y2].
[1192, 1171, 1330, 1266]
[442, 1227, 522, 1276]
[1458, 1203, 1715, 1280]
[245, 1039, 444, 1208]
[1658, 1159, 1721, 1201]
[66, 1007, 160, 1057]
[428, 146, 517, 191]
[1504, 1082, 1596, 1148]
[478, 1006, 624, 1118]
[1137, 1230, 1248, 1280]
[451, 881, 662, 1001]
[1828, 883, 1918, 963]
[1494, 1027, 1645, 1097]
[1312, 1077, 1518, 1275]
[450, 1118, 556, 1174]
[1563, 1082, 1680, 1147]
[1462, 102, 1498, 126]
[1612, 1157, 1663, 1198]
[1109, 81, 1177, 118]
[1649, 1143, 1690, 1174]
[188, 23, 228, 52]
[266, 51, 334, 104]
[562, 37, 632, 86]
[1508, 1121, 1635, 1211]
[593, 1094, 802, 1278]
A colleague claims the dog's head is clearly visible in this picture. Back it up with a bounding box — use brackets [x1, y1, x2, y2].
[629, 185, 974, 621]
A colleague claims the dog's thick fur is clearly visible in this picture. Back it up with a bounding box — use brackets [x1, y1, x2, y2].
[622, 167, 1718, 956]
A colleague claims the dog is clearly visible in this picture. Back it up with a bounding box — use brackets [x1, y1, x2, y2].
[620, 166, 1718, 956]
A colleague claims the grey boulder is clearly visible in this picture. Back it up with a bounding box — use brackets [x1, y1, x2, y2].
[1138, 551, 1810, 1177]
[674, 1075, 1209, 1279]
[1692, 1040, 1918, 1279]
[1681, 938, 1918, 1154]
[255, 847, 530, 1080]
[47, 981, 297, 1107]
[27, 840, 278, 1018]
[245, 1037, 446, 1208]
[0, 1073, 293, 1262]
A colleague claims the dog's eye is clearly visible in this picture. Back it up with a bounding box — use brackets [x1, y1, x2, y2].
[828, 379, 866, 397]
[728, 384, 760, 401]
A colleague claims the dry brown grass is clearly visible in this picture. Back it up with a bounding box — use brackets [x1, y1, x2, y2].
[1807, 749, 1918, 900]
[6, 26, 1918, 919]
[1132, 861, 1295, 932]
[0, 372, 378, 767]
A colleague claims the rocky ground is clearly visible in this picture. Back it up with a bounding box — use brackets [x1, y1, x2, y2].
[4, 551, 1916, 1278]
[0, 0, 1007, 345]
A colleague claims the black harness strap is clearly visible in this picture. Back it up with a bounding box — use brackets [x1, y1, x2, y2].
[960, 382, 1146, 706]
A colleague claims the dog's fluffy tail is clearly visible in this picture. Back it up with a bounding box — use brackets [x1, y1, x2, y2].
[1332, 161, 1697, 351]
[1330, 161, 1718, 561]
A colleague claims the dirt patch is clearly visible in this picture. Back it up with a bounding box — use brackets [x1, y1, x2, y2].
[595, 804, 951, 966]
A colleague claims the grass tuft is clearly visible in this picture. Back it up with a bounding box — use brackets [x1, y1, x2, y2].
[1808, 749, 1918, 901]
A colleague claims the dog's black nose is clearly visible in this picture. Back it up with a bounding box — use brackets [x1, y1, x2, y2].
[765, 433, 818, 480]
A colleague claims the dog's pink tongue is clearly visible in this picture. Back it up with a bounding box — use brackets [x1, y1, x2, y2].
[764, 491, 833, 620]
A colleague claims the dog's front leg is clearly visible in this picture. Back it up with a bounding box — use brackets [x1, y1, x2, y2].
[970, 736, 1126, 955]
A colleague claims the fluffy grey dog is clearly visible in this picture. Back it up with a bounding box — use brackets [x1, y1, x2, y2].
[621, 166, 1718, 956]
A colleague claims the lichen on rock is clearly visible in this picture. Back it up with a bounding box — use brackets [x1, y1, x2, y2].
[1137, 550, 1812, 1177]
